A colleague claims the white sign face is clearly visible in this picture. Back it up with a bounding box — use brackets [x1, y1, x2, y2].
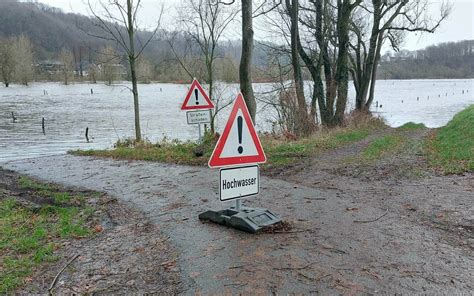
[187, 110, 211, 125]
[220, 109, 258, 158]
[219, 165, 259, 201]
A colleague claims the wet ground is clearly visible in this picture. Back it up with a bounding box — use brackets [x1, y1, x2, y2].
[3, 129, 473, 294]
[0, 168, 182, 295]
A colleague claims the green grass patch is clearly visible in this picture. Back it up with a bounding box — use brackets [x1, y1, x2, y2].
[72, 127, 371, 170]
[361, 134, 405, 160]
[426, 105, 474, 174]
[398, 122, 426, 130]
[18, 176, 55, 191]
[263, 129, 369, 168]
[72, 136, 214, 166]
[0, 180, 95, 293]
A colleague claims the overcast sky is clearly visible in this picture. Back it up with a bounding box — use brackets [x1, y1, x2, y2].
[35, 0, 474, 51]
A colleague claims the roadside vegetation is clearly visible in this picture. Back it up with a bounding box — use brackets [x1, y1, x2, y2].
[72, 106, 473, 177]
[71, 114, 386, 170]
[0, 175, 98, 293]
[397, 122, 426, 131]
[426, 105, 474, 174]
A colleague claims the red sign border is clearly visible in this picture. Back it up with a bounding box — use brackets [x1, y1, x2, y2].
[181, 79, 215, 110]
[208, 93, 266, 168]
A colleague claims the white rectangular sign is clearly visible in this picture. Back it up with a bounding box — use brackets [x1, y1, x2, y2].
[187, 110, 211, 125]
[219, 165, 259, 201]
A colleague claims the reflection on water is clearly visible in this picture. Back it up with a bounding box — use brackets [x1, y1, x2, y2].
[1, 80, 473, 162]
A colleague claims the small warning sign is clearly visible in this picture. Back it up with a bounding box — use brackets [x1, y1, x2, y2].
[208, 93, 266, 168]
[181, 79, 215, 110]
[187, 110, 211, 125]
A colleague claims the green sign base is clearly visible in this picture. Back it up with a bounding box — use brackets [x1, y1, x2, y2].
[198, 206, 281, 234]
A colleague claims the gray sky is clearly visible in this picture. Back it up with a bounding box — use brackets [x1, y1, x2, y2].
[35, 0, 474, 51]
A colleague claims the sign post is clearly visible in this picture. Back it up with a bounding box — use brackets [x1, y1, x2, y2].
[181, 79, 214, 142]
[199, 93, 281, 233]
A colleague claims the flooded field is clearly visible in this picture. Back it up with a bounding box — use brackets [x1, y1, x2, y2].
[1, 79, 473, 162]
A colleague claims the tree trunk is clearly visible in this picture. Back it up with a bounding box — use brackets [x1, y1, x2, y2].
[208, 56, 215, 134]
[355, 0, 381, 110]
[315, 0, 336, 126]
[365, 32, 384, 109]
[286, 0, 310, 134]
[240, 0, 256, 123]
[127, 0, 141, 142]
[334, 0, 352, 125]
[297, 30, 324, 127]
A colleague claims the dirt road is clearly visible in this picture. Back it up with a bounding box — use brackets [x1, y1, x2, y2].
[3, 136, 473, 294]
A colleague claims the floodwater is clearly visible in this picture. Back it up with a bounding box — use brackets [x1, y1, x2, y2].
[0, 79, 473, 162]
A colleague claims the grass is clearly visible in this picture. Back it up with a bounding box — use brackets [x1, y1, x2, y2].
[398, 122, 426, 131]
[72, 135, 215, 166]
[262, 129, 370, 168]
[361, 134, 405, 160]
[72, 126, 375, 170]
[0, 177, 95, 294]
[426, 105, 474, 174]
[19, 176, 55, 191]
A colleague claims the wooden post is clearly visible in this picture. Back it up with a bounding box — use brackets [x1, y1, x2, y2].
[42, 118, 45, 134]
[85, 127, 89, 143]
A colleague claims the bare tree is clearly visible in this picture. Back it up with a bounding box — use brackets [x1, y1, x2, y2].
[58, 48, 75, 85]
[284, 0, 314, 135]
[88, 63, 99, 83]
[14, 35, 35, 86]
[98, 45, 121, 85]
[240, 0, 257, 122]
[0, 37, 16, 87]
[213, 0, 281, 124]
[287, 0, 362, 126]
[136, 56, 154, 83]
[350, 0, 451, 111]
[88, 0, 163, 142]
[219, 55, 238, 83]
[169, 0, 238, 132]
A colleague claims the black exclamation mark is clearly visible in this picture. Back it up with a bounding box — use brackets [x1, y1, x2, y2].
[194, 89, 199, 105]
[237, 116, 243, 154]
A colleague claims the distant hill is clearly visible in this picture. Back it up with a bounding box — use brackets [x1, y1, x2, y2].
[1, 0, 471, 82]
[0, 0, 109, 60]
[379, 40, 474, 79]
[0, 0, 279, 82]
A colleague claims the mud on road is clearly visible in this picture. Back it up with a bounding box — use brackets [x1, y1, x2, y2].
[3, 129, 473, 294]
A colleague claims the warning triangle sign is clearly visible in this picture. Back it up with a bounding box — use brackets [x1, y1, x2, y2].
[208, 93, 266, 168]
[181, 79, 215, 110]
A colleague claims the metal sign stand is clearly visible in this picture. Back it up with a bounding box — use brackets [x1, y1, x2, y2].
[198, 123, 202, 143]
[235, 199, 241, 211]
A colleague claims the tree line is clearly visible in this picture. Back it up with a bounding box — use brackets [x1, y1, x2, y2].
[0, 35, 34, 87]
[379, 40, 474, 79]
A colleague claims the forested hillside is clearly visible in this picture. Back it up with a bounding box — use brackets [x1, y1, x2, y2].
[0, 0, 472, 83]
[0, 0, 277, 83]
[379, 40, 474, 79]
[0, 0, 108, 60]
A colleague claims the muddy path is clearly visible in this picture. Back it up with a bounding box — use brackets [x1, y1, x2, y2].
[3, 139, 473, 295]
[0, 168, 181, 295]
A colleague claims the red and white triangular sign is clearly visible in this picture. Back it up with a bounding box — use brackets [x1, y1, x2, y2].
[208, 93, 266, 168]
[181, 79, 215, 110]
